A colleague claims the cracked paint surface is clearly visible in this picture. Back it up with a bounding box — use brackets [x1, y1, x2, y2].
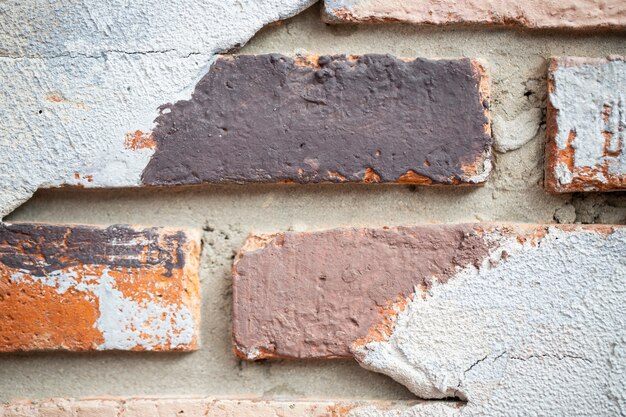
[322, 0, 626, 29]
[0, 0, 315, 219]
[353, 225, 626, 415]
[0, 223, 201, 351]
[546, 57, 626, 192]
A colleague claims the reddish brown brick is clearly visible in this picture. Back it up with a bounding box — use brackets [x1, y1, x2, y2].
[232, 224, 624, 359]
[322, 0, 626, 30]
[141, 54, 492, 186]
[545, 57, 626, 192]
[0, 223, 201, 352]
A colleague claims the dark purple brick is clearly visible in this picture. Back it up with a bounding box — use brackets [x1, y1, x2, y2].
[142, 54, 492, 186]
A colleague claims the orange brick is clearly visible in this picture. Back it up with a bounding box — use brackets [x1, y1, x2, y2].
[0, 223, 201, 352]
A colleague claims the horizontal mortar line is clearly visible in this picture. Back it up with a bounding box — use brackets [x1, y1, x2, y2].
[0, 50, 208, 60]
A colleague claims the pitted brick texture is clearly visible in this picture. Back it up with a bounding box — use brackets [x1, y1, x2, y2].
[232, 224, 623, 360]
[322, 0, 626, 30]
[1, 398, 437, 417]
[141, 54, 491, 186]
[545, 57, 626, 192]
[0, 223, 201, 351]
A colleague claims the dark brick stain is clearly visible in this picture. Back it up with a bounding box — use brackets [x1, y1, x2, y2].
[141, 54, 491, 185]
[0, 223, 187, 277]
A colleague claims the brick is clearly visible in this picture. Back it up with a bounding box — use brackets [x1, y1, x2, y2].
[0, 223, 200, 351]
[232, 224, 624, 360]
[123, 399, 209, 417]
[545, 57, 626, 192]
[76, 400, 119, 417]
[1, 399, 439, 417]
[322, 0, 626, 30]
[232, 224, 492, 359]
[141, 54, 492, 186]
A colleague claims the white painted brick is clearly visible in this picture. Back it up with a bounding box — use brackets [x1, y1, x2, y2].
[546, 57, 626, 192]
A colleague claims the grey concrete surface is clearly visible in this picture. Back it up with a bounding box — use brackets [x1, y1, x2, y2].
[2, 3, 626, 404]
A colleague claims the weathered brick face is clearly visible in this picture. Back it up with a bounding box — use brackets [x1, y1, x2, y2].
[545, 57, 626, 192]
[231, 224, 626, 415]
[232, 225, 497, 359]
[322, 0, 626, 30]
[232, 224, 624, 360]
[0, 223, 201, 351]
[141, 54, 492, 186]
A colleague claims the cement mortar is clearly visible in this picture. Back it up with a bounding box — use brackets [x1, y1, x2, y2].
[2, 3, 626, 404]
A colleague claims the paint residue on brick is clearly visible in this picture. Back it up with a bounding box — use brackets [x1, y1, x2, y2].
[0, 223, 200, 351]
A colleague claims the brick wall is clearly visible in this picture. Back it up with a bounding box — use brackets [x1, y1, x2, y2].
[1, 1, 625, 416]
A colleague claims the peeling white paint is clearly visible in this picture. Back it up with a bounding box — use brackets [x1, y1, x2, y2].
[550, 57, 626, 188]
[0, 0, 315, 219]
[10, 267, 196, 350]
[353, 226, 626, 415]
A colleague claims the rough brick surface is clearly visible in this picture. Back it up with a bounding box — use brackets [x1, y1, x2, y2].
[232, 224, 493, 359]
[545, 57, 626, 192]
[1, 398, 446, 417]
[0, 223, 200, 351]
[232, 224, 624, 353]
[141, 54, 492, 186]
[233, 224, 626, 415]
[322, 0, 626, 30]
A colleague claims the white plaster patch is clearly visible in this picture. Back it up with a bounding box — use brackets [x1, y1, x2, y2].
[10, 266, 196, 350]
[353, 226, 626, 416]
[550, 57, 626, 188]
[0, 0, 315, 219]
[493, 108, 542, 153]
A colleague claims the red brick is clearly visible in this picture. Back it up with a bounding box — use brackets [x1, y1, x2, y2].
[0, 223, 201, 352]
[322, 0, 626, 30]
[232, 223, 623, 359]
